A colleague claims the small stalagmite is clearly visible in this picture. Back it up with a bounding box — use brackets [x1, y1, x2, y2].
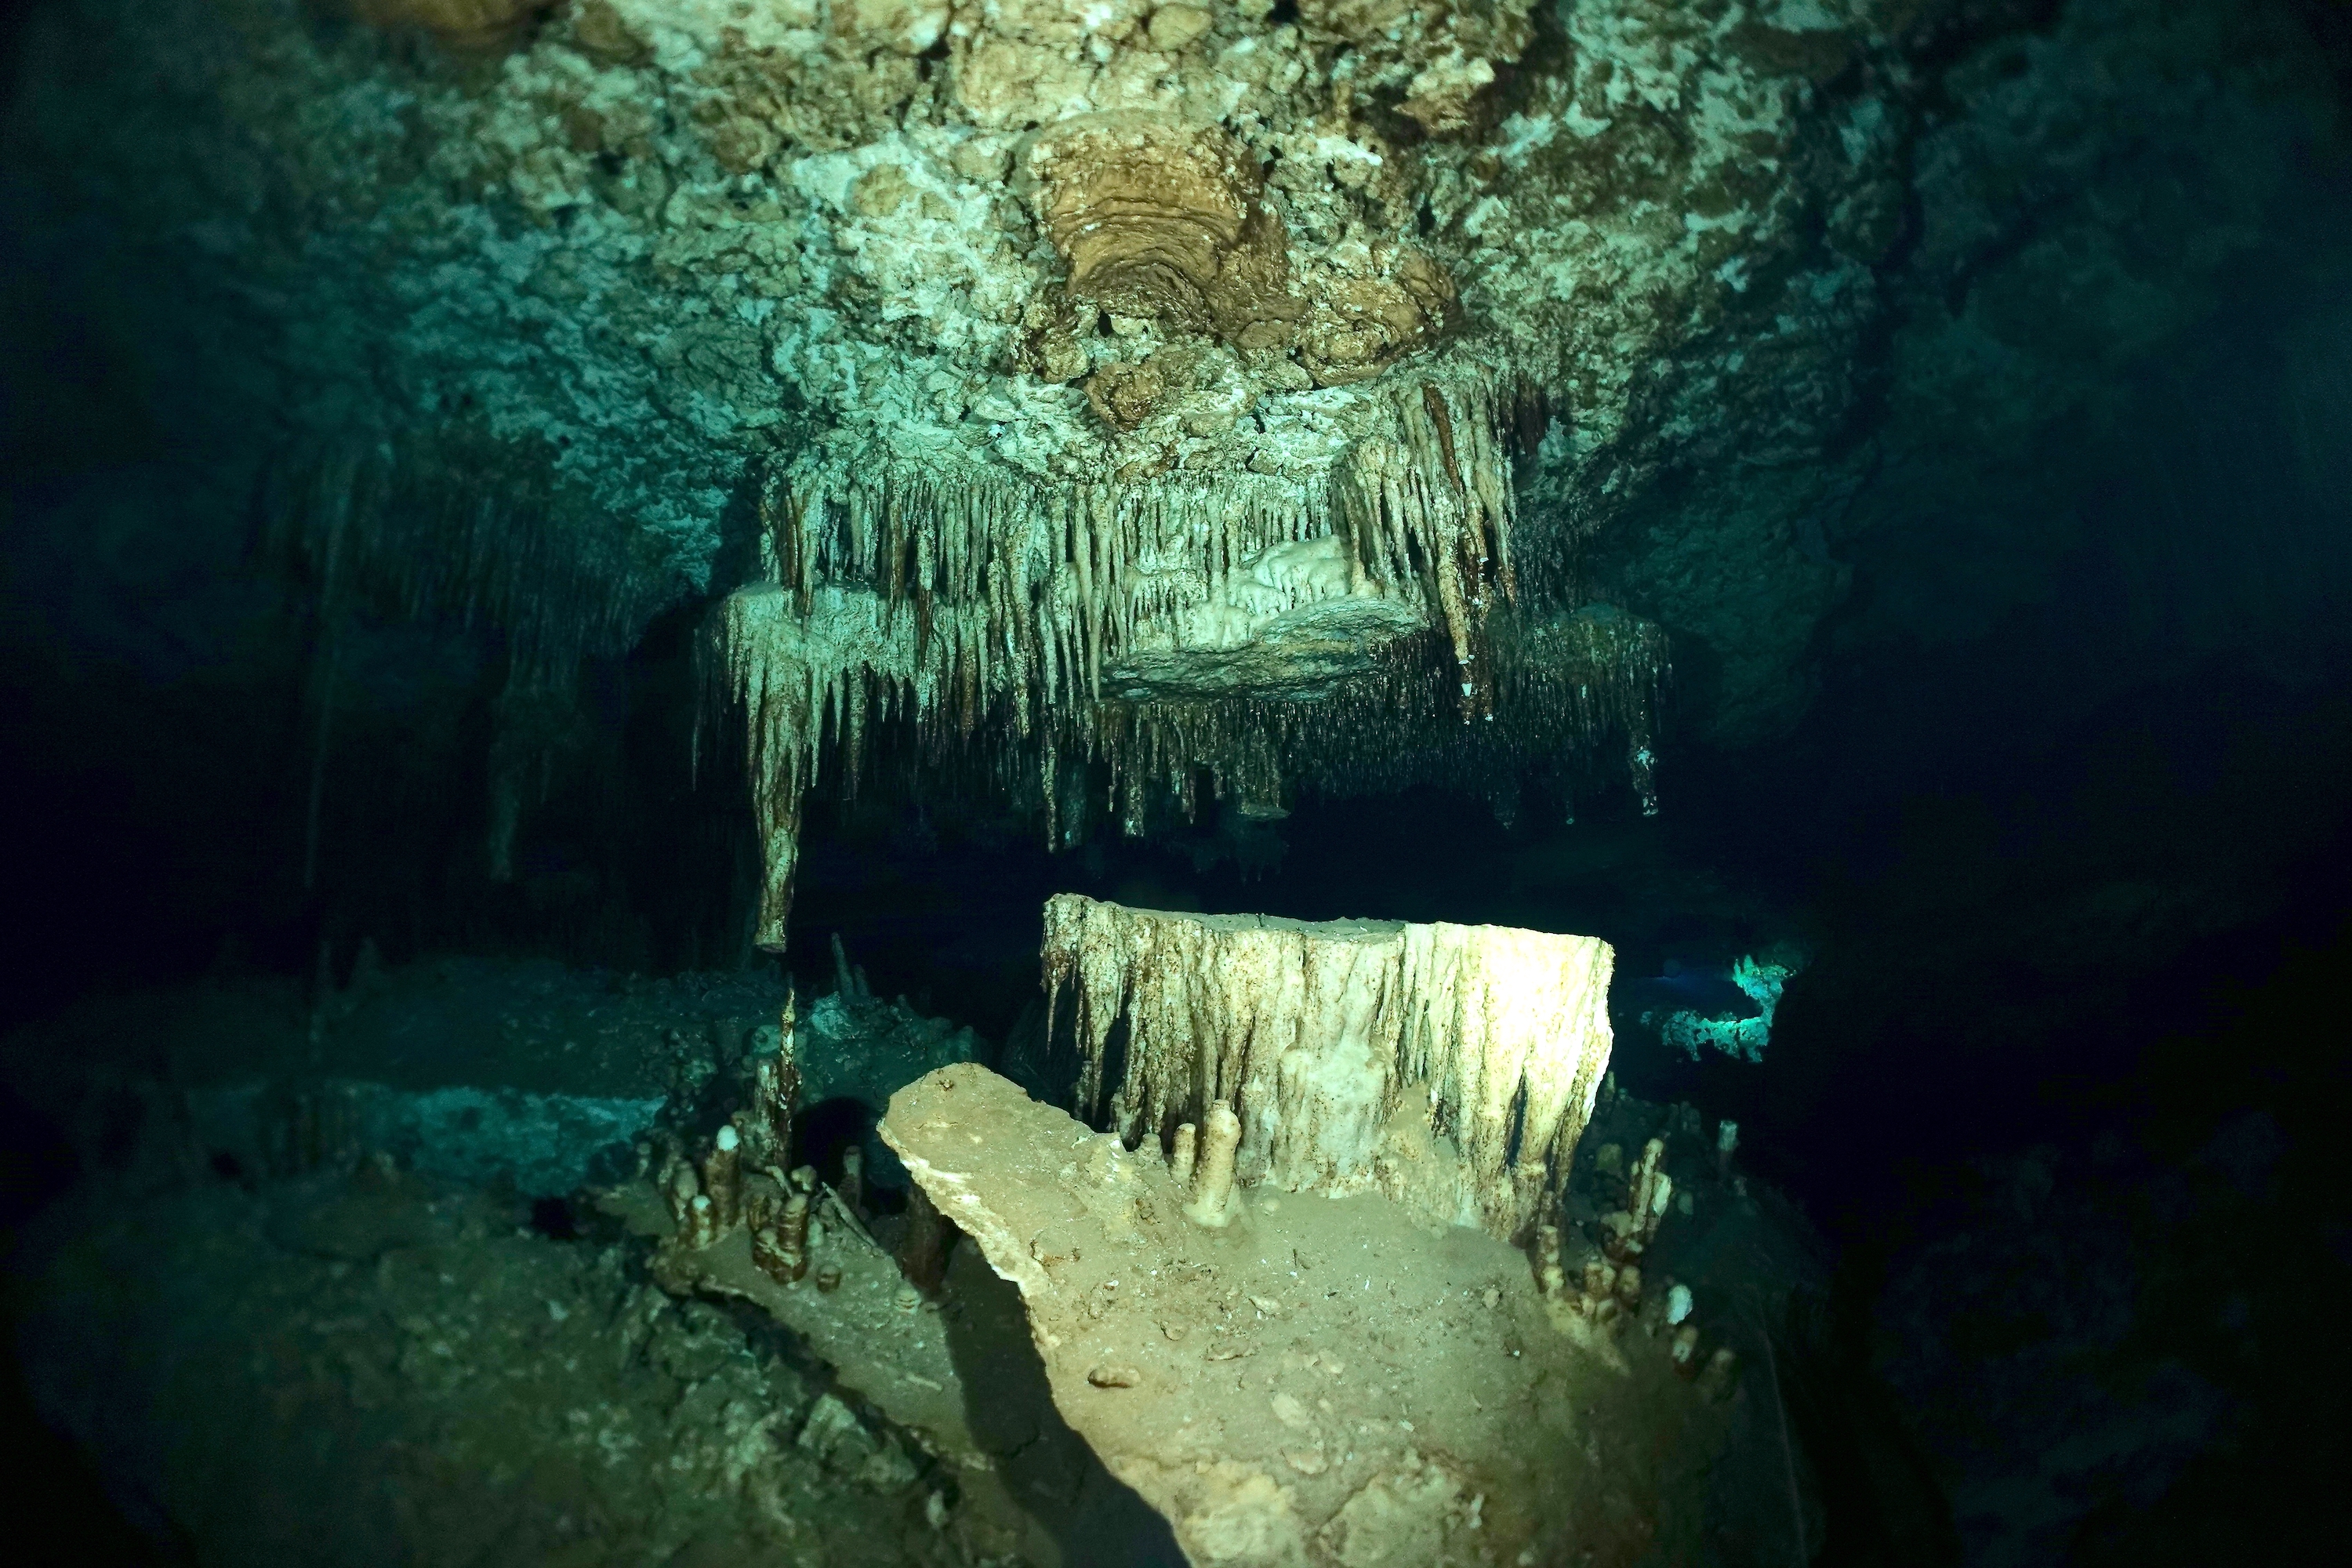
[780, 1190, 811, 1258]
[1602, 1138, 1675, 1261]
[898, 1181, 952, 1295]
[1613, 1262, 1644, 1312]
[1534, 1220, 1566, 1299]
[1698, 1346, 1741, 1401]
[750, 1221, 797, 1286]
[1169, 1121, 1198, 1188]
[1182, 1100, 1243, 1227]
[752, 1192, 811, 1285]
[1582, 1258, 1621, 1325]
[684, 1193, 719, 1250]
[702, 1124, 742, 1229]
[664, 1162, 699, 1228]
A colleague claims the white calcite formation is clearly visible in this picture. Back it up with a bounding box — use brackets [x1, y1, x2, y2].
[710, 356, 1575, 944]
[1041, 893, 1615, 1240]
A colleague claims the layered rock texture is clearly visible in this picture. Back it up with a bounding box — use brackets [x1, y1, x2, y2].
[5, 0, 2336, 922]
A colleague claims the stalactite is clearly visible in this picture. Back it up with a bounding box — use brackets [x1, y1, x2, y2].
[296, 447, 358, 893]
[757, 365, 1519, 714]
[259, 430, 677, 903]
[301, 630, 343, 895]
[484, 659, 589, 884]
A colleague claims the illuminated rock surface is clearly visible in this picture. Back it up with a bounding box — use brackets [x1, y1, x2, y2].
[1042, 894, 1615, 1239]
[882, 1062, 1783, 1567]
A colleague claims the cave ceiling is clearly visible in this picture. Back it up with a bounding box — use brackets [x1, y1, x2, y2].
[2, 0, 2332, 924]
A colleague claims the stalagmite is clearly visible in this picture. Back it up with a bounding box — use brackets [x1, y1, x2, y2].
[839, 1144, 865, 1218]
[1182, 1101, 1243, 1227]
[752, 996, 800, 1168]
[702, 1124, 741, 1229]
[898, 1182, 951, 1296]
[1169, 1121, 1198, 1188]
[1041, 894, 1614, 1240]
[776, 1192, 811, 1282]
[1632, 1140, 1673, 1247]
[1615, 1263, 1644, 1312]
[1534, 1220, 1567, 1299]
[1581, 1258, 1621, 1326]
[663, 1162, 699, 1228]
[1699, 1346, 1742, 1402]
[829, 932, 852, 998]
[750, 1218, 795, 1286]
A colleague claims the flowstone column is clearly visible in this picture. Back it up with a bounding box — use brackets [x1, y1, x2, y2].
[1041, 894, 1616, 1240]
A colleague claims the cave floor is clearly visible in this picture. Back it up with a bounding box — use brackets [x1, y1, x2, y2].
[3, 956, 1838, 1567]
[7, 1165, 960, 1567]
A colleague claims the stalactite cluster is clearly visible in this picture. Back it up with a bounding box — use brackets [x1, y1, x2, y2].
[757, 368, 1526, 710]
[713, 574, 1666, 946]
[717, 368, 1664, 944]
[256, 434, 669, 891]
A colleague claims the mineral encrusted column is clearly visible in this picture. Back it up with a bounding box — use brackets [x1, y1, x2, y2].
[1041, 895, 1614, 1240]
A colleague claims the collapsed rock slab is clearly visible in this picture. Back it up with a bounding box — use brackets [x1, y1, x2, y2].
[882, 1064, 1744, 1568]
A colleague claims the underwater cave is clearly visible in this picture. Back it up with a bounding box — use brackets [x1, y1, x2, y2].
[4, 1, 2351, 1563]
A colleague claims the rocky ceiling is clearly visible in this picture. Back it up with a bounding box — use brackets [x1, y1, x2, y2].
[2, 0, 2339, 939]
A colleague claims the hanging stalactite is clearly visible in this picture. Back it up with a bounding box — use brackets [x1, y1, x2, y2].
[704, 361, 1663, 951]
